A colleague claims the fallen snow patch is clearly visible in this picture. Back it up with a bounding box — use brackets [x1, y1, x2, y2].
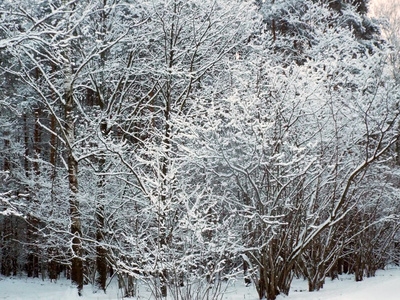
[1, 267, 400, 299]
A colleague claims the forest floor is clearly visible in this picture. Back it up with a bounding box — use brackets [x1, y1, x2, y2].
[0, 266, 399, 299]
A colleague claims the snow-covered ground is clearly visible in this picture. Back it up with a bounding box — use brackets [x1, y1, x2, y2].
[277, 267, 400, 300]
[1, 267, 400, 300]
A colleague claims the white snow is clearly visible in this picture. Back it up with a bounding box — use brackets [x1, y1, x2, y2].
[0, 277, 120, 300]
[1, 267, 400, 300]
[277, 267, 400, 300]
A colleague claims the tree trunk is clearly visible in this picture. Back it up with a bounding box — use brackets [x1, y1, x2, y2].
[65, 81, 83, 294]
[95, 2, 109, 289]
[118, 273, 135, 298]
[3, 138, 10, 171]
[61, 0, 83, 290]
[23, 114, 29, 177]
[96, 197, 107, 291]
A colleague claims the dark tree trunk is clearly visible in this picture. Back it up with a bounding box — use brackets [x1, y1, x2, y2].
[118, 273, 135, 298]
[23, 114, 29, 176]
[33, 108, 41, 175]
[3, 139, 10, 171]
[96, 201, 107, 292]
[1, 217, 11, 276]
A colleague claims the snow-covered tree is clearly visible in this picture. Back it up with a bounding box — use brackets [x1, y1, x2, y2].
[1, 1, 400, 299]
[179, 2, 400, 298]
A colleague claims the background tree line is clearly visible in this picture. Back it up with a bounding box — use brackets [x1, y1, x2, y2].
[1, 0, 400, 299]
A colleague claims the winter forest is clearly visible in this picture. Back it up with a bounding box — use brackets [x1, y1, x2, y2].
[1, 0, 400, 299]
